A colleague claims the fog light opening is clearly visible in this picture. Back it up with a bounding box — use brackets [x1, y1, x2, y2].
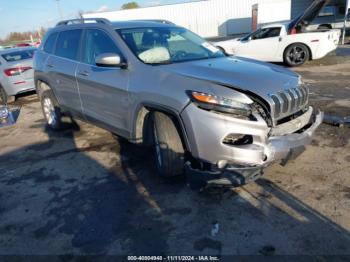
[223, 134, 253, 146]
[263, 155, 268, 162]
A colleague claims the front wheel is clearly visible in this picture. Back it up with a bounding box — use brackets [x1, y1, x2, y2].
[40, 90, 63, 130]
[152, 112, 185, 178]
[0, 86, 7, 106]
[284, 44, 310, 67]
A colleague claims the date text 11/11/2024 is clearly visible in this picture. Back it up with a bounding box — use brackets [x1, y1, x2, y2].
[127, 256, 220, 261]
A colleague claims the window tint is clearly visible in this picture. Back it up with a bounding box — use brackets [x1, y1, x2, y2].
[251, 27, 281, 40]
[2, 49, 35, 62]
[55, 30, 82, 60]
[82, 29, 120, 65]
[43, 33, 58, 54]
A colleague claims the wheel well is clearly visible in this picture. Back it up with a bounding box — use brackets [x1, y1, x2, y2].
[133, 105, 190, 151]
[284, 42, 313, 61]
[216, 45, 225, 52]
[216, 45, 229, 55]
[0, 84, 7, 104]
[36, 80, 51, 98]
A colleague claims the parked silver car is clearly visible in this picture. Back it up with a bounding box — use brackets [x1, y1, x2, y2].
[34, 19, 323, 188]
[0, 47, 36, 104]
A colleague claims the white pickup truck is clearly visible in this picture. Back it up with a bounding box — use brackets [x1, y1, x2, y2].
[215, 0, 341, 67]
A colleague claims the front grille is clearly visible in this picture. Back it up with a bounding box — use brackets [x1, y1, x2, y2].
[269, 85, 309, 123]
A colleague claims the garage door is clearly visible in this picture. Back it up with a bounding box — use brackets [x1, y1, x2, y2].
[291, 0, 314, 18]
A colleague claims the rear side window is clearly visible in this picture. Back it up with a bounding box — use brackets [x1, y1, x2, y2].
[251, 27, 281, 40]
[82, 29, 120, 65]
[2, 49, 35, 62]
[43, 33, 58, 54]
[55, 29, 82, 60]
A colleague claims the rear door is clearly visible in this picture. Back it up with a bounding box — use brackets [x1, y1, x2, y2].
[235, 27, 282, 61]
[48, 29, 82, 114]
[76, 28, 130, 136]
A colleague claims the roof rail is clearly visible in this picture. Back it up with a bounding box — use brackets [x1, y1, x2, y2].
[56, 18, 111, 27]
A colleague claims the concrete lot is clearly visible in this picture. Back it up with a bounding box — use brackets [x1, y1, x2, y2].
[0, 47, 350, 256]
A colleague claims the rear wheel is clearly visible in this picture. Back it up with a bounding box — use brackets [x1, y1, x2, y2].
[40, 89, 63, 130]
[0, 86, 7, 106]
[284, 43, 310, 67]
[152, 112, 185, 178]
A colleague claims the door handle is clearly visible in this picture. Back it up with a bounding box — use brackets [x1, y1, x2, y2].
[47, 64, 54, 68]
[78, 71, 90, 77]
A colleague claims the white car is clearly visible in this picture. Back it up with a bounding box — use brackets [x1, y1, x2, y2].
[0, 47, 36, 104]
[215, 0, 341, 67]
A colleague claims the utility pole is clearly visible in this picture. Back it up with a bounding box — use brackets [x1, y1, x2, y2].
[55, 0, 64, 20]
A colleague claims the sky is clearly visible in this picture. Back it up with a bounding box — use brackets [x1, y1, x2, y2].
[0, 0, 195, 39]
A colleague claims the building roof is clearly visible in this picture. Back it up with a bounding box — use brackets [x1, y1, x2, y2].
[111, 20, 176, 29]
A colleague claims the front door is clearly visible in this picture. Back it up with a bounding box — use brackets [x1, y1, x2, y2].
[76, 29, 130, 136]
[236, 27, 282, 61]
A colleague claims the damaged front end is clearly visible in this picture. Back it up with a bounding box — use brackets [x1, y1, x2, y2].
[182, 94, 323, 189]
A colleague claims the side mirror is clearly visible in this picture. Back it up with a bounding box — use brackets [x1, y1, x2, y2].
[95, 53, 127, 68]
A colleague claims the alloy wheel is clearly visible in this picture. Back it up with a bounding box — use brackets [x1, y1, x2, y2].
[43, 97, 57, 126]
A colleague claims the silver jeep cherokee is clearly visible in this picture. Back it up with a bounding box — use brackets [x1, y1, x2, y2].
[34, 18, 323, 188]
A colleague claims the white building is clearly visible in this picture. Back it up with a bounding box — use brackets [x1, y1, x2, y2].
[83, 0, 345, 38]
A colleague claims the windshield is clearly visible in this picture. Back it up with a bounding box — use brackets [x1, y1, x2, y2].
[117, 27, 225, 64]
[2, 49, 35, 62]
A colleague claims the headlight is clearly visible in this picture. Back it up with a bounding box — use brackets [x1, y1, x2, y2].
[187, 91, 252, 116]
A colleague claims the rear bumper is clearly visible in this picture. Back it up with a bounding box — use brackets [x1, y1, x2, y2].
[1, 79, 35, 96]
[182, 104, 323, 188]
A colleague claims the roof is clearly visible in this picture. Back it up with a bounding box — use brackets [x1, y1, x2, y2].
[54, 18, 177, 30]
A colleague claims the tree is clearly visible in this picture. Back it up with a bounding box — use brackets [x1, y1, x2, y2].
[0, 29, 46, 45]
[121, 1, 139, 10]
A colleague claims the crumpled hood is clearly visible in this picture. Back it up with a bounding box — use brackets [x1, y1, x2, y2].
[162, 56, 300, 101]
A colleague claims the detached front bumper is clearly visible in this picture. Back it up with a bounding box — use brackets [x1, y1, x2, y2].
[266, 109, 323, 166]
[181, 104, 323, 188]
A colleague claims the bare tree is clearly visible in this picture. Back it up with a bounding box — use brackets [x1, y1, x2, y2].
[121, 1, 139, 10]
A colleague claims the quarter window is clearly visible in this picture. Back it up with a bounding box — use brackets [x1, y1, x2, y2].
[55, 30, 82, 60]
[82, 29, 120, 65]
[251, 27, 281, 40]
[43, 33, 58, 54]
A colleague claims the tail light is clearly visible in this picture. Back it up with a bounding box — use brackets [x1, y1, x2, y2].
[4, 66, 32, 77]
[289, 28, 297, 35]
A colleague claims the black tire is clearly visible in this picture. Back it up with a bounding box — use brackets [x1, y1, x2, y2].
[40, 89, 63, 130]
[0, 86, 7, 106]
[152, 112, 185, 178]
[284, 43, 310, 67]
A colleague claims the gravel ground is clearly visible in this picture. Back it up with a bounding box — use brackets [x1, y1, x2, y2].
[0, 47, 349, 256]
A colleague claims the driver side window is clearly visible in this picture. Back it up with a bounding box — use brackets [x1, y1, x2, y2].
[251, 27, 281, 40]
[82, 29, 121, 65]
